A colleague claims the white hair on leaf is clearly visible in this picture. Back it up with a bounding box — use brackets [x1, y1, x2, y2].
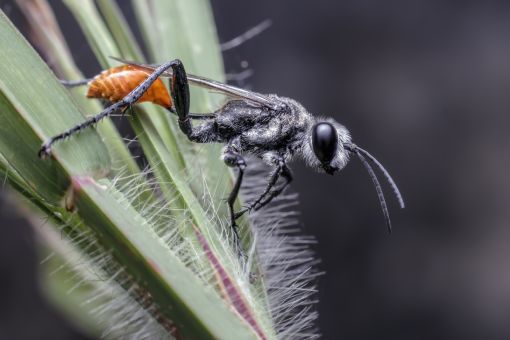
[35, 154, 321, 339]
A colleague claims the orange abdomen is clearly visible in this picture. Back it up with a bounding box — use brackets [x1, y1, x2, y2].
[87, 65, 172, 108]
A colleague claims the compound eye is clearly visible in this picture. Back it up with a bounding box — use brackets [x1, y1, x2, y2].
[312, 122, 338, 164]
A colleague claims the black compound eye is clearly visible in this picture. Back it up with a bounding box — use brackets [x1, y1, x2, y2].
[312, 122, 338, 164]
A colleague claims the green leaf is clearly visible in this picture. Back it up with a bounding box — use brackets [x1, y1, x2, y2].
[130, 0, 270, 317]
[74, 177, 257, 339]
[0, 8, 264, 338]
[1, 1, 278, 338]
[63, 0, 188, 172]
[96, 0, 145, 61]
[0, 11, 110, 203]
[15, 0, 141, 179]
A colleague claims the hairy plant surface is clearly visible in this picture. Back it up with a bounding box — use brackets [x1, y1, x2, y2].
[0, 1, 319, 338]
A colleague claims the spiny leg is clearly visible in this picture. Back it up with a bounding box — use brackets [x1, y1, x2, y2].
[163, 66, 222, 143]
[236, 165, 281, 218]
[222, 142, 247, 260]
[167, 60, 191, 135]
[38, 104, 128, 158]
[235, 157, 293, 219]
[254, 165, 292, 210]
[39, 59, 186, 158]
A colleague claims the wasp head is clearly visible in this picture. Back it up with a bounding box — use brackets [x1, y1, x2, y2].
[299, 114, 404, 233]
[302, 119, 352, 174]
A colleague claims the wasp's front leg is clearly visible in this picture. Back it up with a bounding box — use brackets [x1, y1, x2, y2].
[235, 155, 293, 219]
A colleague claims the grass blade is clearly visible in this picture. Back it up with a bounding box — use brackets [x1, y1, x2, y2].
[96, 0, 145, 61]
[0, 9, 263, 339]
[15, 0, 140, 178]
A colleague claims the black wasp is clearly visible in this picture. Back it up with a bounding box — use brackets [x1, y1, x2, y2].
[39, 57, 405, 256]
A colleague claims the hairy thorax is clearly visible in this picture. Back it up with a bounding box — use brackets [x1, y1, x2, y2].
[214, 96, 312, 155]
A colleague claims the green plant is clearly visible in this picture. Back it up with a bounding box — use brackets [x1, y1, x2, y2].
[1, 1, 318, 338]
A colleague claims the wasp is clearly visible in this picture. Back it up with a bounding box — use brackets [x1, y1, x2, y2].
[39, 57, 405, 256]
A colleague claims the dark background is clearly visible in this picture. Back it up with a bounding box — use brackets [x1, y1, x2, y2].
[2, 0, 510, 339]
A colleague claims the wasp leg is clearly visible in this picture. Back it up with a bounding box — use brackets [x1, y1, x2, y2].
[160, 62, 223, 142]
[222, 141, 247, 260]
[38, 105, 128, 158]
[235, 159, 293, 219]
[168, 60, 191, 135]
[39, 59, 186, 158]
[253, 164, 292, 211]
[166, 108, 217, 120]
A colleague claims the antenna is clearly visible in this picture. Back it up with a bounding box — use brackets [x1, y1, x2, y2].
[354, 146, 405, 209]
[344, 143, 405, 233]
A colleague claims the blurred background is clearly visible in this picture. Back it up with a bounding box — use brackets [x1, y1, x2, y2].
[2, 0, 510, 339]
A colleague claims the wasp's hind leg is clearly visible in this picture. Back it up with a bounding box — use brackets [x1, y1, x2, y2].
[165, 62, 221, 143]
[39, 59, 185, 158]
[168, 60, 192, 136]
[222, 140, 247, 260]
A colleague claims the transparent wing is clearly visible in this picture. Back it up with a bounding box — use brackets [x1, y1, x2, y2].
[110, 57, 280, 110]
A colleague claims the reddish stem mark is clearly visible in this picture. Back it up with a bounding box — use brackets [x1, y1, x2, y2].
[192, 225, 266, 340]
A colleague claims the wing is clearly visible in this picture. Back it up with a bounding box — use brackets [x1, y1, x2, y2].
[110, 57, 281, 110]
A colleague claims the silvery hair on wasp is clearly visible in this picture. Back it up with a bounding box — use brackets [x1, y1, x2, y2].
[39, 57, 405, 259]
